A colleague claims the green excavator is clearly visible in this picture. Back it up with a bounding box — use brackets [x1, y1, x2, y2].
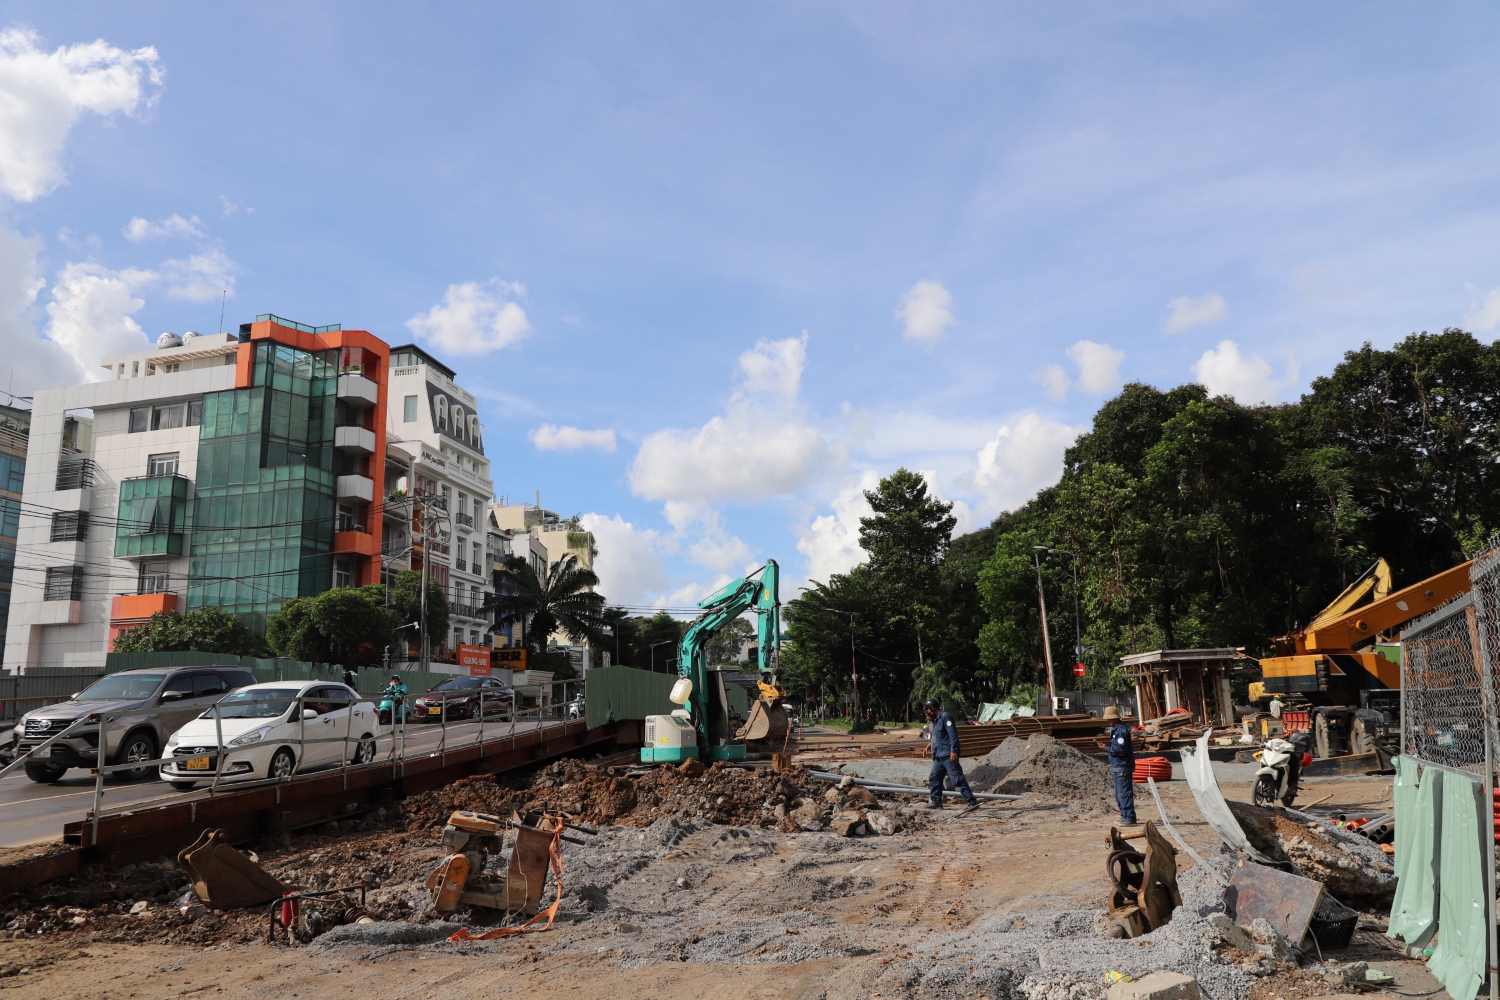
[640, 560, 789, 763]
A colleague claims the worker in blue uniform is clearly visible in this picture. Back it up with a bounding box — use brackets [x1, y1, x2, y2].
[924, 699, 979, 813]
[1103, 705, 1137, 824]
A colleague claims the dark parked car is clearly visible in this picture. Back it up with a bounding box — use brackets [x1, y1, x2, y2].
[11, 666, 258, 783]
[411, 676, 513, 722]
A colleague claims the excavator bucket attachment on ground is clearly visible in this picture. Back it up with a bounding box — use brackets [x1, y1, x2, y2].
[736, 699, 789, 745]
[177, 829, 287, 910]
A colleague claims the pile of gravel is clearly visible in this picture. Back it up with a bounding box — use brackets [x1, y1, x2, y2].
[892, 852, 1253, 1000]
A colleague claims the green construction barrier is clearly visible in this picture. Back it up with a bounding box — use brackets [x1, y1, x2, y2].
[1427, 769, 1487, 1000]
[1387, 757, 1441, 948]
[585, 666, 675, 730]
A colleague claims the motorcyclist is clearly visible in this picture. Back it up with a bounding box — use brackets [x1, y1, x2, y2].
[379, 675, 408, 725]
[1283, 730, 1312, 804]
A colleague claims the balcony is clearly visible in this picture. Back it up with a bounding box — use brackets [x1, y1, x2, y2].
[334, 425, 376, 453]
[336, 373, 378, 408]
[334, 530, 378, 557]
[455, 512, 474, 529]
[450, 602, 489, 621]
[336, 474, 374, 503]
[55, 457, 98, 490]
[110, 592, 178, 622]
[115, 474, 189, 559]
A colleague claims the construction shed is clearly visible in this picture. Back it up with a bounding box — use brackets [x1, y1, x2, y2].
[1119, 648, 1243, 727]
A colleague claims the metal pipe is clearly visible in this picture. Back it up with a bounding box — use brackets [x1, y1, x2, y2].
[806, 770, 1018, 800]
[90, 712, 106, 846]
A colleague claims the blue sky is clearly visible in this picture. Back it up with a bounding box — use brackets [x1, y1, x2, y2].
[4, 4, 1500, 610]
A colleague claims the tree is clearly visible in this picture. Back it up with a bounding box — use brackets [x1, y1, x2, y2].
[706, 616, 754, 666]
[490, 554, 607, 653]
[113, 607, 264, 656]
[387, 570, 448, 657]
[266, 586, 395, 666]
[633, 611, 685, 671]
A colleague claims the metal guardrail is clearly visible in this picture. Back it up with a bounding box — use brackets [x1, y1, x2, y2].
[3, 679, 588, 846]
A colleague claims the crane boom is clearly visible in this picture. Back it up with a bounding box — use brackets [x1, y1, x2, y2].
[676, 560, 779, 758]
[1301, 560, 1470, 652]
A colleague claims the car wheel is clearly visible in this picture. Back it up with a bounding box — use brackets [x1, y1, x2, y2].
[111, 731, 157, 783]
[169, 781, 197, 792]
[268, 747, 297, 780]
[24, 761, 65, 784]
[353, 736, 377, 764]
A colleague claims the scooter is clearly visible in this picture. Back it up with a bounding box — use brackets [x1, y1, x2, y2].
[1252, 732, 1312, 807]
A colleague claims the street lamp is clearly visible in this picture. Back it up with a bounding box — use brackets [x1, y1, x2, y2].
[1031, 547, 1057, 712]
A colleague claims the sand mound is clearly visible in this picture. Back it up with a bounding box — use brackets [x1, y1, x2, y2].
[968, 734, 1115, 815]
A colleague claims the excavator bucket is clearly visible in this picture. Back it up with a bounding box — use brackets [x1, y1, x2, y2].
[177, 828, 287, 910]
[736, 699, 790, 745]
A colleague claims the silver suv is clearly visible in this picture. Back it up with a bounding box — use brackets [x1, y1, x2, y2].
[13, 666, 257, 783]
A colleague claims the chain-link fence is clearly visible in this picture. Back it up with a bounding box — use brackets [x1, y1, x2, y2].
[1401, 591, 1489, 775]
[1469, 541, 1500, 773]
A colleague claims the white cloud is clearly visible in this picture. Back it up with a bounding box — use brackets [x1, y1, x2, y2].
[1191, 339, 1282, 404]
[529, 424, 617, 453]
[1038, 363, 1070, 400]
[630, 331, 833, 504]
[122, 213, 204, 243]
[0, 28, 164, 203]
[160, 245, 235, 303]
[631, 414, 831, 504]
[897, 279, 954, 343]
[660, 503, 751, 574]
[43, 262, 155, 380]
[1165, 292, 1229, 334]
[1066, 339, 1125, 394]
[973, 412, 1084, 514]
[1465, 287, 1500, 333]
[0, 224, 79, 388]
[406, 278, 531, 356]
[837, 405, 996, 460]
[579, 513, 670, 606]
[218, 195, 252, 217]
[796, 468, 974, 583]
[734, 332, 806, 401]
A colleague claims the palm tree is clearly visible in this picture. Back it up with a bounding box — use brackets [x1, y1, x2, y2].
[490, 554, 608, 652]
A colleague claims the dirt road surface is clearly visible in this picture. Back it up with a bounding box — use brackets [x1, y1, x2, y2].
[0, 764, 1416, 1000]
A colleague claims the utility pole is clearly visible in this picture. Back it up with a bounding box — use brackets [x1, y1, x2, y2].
[1032, 546, 1057, 713]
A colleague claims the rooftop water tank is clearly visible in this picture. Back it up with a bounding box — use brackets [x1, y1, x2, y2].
[156, 331, 182, 349]
[181, 330, 201, 343]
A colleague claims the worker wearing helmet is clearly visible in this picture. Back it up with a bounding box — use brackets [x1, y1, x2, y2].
[1103, 706, 1137, 824]
[924, 699, 979, 813]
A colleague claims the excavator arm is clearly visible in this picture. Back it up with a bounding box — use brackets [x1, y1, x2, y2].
[1301, 560, 1470, 652]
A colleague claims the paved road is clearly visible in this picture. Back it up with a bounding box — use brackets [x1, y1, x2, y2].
[0, 716, 571, 848]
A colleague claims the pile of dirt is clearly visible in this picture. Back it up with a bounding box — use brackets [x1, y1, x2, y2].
[1227, 801, 1396, 907]
[403, 760, 859, 832]
[972, 734, 1114, 813]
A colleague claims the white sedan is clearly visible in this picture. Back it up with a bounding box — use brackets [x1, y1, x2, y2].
[160, 681, 380, 789]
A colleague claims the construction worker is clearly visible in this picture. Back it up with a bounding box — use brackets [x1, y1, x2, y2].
[1103, 706, 1137, 824]
[924, 699, 979, 813]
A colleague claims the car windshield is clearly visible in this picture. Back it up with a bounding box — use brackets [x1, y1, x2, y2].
[203, 688, 300, 720]
[75, 673, 166, 701]
[431, 678, 482, 691]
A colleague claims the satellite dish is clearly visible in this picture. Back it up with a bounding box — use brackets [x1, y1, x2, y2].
[156, 331, 182, 349]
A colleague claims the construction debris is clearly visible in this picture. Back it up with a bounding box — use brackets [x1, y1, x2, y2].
[969, 733, 1117, 814]
[1105, 823, 1181, 938]
[177, 829, 286, 910]
[1226, 801, 1396, 907]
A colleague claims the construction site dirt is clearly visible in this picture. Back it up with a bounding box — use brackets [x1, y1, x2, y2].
[0, 748, 1434, 1000]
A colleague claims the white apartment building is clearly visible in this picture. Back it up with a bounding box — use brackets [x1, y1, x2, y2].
[4, 331, 240, 672]
[490, 500, 599, 671]
[385, 344, 495, 657]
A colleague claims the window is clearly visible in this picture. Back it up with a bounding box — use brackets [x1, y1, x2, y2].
[403, 395, 417, 421]
[43, 566, 83, 601]
[161, 673, 195, 699]
[187, 399, 203, 426]
[0, 498, 18, 536]
[129, 408, 149, 433]
[139, 562, 171, 594]
[333, 560, 355, 588]
[49, 511, 89, 541]
[145, 362, 156, 376]
[162, 362, 180, 374]
[147, 453, 179, 477]
[471, 542, 481, 570]
[223, 354, 236, 366]
[152, 403, 185, 430]
[131, 361, 139, 377]
[193, 673, 229, 698]
[0, 454, 23, 492]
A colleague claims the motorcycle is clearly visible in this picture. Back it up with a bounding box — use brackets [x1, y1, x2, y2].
[1252, 732, 1313, 807]
[378, 684, 408, 726]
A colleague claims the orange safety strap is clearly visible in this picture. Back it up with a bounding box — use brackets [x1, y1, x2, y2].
[447, 818, 566, 942]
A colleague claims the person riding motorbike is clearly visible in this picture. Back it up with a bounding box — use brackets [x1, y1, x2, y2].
[378, 675, 408, 726]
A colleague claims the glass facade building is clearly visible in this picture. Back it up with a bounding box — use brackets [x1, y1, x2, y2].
[115, 474, 189, 557]
[185, 340, 341, 632]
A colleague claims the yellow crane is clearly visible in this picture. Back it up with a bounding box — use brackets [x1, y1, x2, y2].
[1258, 557, 1470, 757]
